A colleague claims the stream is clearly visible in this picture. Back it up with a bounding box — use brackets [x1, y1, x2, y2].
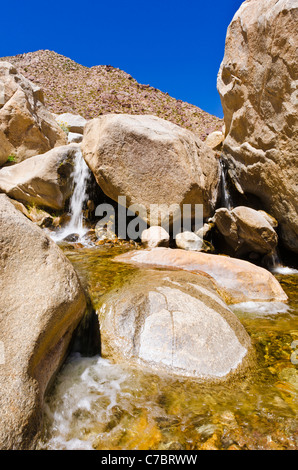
[38, 244, 298, 451]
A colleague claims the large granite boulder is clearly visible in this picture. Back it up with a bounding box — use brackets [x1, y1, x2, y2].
[82, 114, 220, 225]
[213, 206, 278, 256]
[98, 269, 254, 380]
[0, 195, 86, 449]
[0, 62, 66, 165]
[217, 0, 298, 253]
[115, 248, 288, 304]
[0, 144, 80, 210]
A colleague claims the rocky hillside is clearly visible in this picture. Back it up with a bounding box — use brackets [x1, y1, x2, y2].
[0, 50, 222, 141]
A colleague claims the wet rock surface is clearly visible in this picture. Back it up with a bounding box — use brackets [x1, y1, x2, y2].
[115, 247, 288, 304]
[98, 269, 253, 380]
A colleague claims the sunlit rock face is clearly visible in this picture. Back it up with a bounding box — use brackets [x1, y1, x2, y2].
[217, 0, 298, 253]
[82, 114, 220, 225]
[115, 248, 288, 304]
[0, 144, 80, 210]
[0, 62, 67, 165]
[98, 269, 254, 380]
[0, 195, 86, 449]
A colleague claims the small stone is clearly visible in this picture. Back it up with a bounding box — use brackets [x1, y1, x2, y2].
[141, 226, 170, 249]
[175, 231, 203, 251]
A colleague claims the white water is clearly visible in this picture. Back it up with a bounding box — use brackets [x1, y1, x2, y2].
[51, 149, 90, 243]
[231, 301, 291, 317]
[272, 266, 298, 275]
[39, 354, 134, 450]
[267, 249, 298, 275]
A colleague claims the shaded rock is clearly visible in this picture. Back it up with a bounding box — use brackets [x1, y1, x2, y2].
[141, 226, 170, 248]
[63, 233, 80, 243]
[196, 222, 214, 240]
[25, 205, 54, 228]
[213, 206, 278, 256]
[98, 269, 254, 380]
[0, 144, 80, 210]
[0, 195, 86, 449]
[175, 231, 203, 251]
[0, 62, 66, 164]
[114, 248, 288, 304]
[0, 129, 14, 166]
[82, 229, 98, 244]
[55, 112, 87, 134]
[217, 0, 298, 253]
[68, 132, 83, 144]
[82, 114, 220, 224]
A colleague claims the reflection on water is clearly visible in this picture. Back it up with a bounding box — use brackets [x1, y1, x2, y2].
[38, 246, 298, 450]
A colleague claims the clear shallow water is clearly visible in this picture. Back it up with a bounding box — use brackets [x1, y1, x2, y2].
[38, 246, 298, 450]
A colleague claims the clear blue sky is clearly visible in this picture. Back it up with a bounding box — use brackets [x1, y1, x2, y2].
[0, 0, 244, 118]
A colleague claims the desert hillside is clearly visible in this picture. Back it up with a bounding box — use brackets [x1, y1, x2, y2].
[0, 50, 223, 140]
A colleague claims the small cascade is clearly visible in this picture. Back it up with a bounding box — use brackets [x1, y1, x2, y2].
[268, 249, 298, 275]
[51, 148, 90, 243]
[220, 158, 233, 210]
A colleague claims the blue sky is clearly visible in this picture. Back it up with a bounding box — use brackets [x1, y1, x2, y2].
[1, 0, 243, 118]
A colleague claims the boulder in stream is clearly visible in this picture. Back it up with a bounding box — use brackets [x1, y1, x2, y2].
[213, 206, 278, 257]
[0, 195, 86, 449]
[82, 114, 220, 225]
[114, 248, 288, 304]
[98, 269, 254, 380]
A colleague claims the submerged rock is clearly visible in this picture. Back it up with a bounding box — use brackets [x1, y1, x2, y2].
[217, 0, 298, 253]
[98, 269, 254, 380]
[0, 144, 80, 210]
[114, 248, 288, 304]
[0, 62, 66, 164]
[0, 195, 86, 449]
[82, 114, 220, 225]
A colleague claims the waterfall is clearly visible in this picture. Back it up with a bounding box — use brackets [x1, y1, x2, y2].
[268, 249, 298, 275]
[51, 148, 90, 243]
[220, 159, 233, 209]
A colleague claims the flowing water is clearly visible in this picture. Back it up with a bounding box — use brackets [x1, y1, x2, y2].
[220, 159, 233, 210]
[50, 149, 90, 243]
[38, 245, 298, 450]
